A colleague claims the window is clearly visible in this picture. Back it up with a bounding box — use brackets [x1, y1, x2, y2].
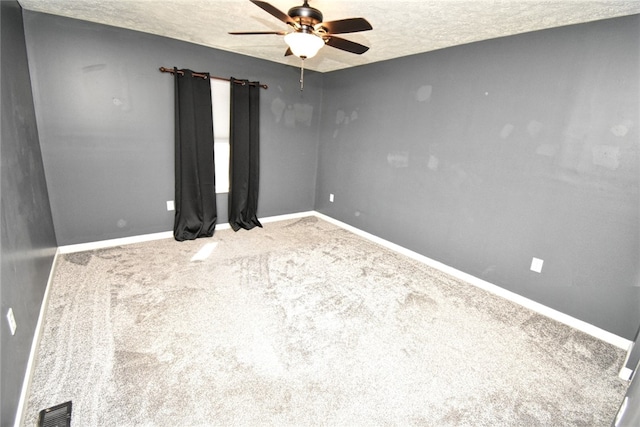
[211, 79, 230, 193]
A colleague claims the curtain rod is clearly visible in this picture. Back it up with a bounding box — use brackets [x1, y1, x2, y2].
[159, 67, 268, 89]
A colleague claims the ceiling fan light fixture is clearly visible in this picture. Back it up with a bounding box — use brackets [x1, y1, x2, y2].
[284, 31, 325, 59]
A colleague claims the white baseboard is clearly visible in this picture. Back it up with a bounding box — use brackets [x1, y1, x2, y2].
[57, 212, 317, 254]
[259, 211, 316, 224]
[312, 211, 632, 351]
[619, 340, 637, 380]
[619, 367, 634, 381]
[58, 231, 175, 254]
[15, 249, 61, 427]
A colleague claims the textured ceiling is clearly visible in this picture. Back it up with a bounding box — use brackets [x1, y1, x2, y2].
[17, 0, 640, 72]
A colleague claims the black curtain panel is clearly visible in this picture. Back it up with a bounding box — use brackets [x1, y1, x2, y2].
[173, 68, 217, 241]
[228, 79, 262, 231]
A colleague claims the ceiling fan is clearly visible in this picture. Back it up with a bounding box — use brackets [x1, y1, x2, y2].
[229, 0, 373, 60]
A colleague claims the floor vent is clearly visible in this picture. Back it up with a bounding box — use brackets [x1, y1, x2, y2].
[38, 401, 72, 427]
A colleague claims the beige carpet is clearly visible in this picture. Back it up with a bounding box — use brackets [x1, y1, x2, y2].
[25, 216, 628, 426]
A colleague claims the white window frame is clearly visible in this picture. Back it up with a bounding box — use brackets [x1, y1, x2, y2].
[211, 79, 230, 194]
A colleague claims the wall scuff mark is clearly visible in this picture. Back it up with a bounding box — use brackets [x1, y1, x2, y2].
[610, 120, 633, 137]
[415, 85, 433, 102]
[527, 120, 543, 138]
[500, 124, 515, 139]
[271, 97, 286, 123]
[592, 145, 621, 170]
[294, 103, 313, 126]
[536, 144, 557, 157]
[387, 151, 409, 168]
[427, 155, 439, 171]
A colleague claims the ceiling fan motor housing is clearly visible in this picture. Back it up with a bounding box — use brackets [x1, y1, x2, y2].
[288, 1, 323, 27]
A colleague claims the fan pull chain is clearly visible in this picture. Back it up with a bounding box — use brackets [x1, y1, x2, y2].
[299, 57, 305, 91]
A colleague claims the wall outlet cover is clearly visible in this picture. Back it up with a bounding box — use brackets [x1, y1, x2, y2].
[531, 257, 544, 273]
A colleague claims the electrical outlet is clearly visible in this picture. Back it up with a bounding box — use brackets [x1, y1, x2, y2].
[329, 193, 334, 203]
[530, 257, 544, 273]
[7, 308, 17, 336]
[166, 200, 175, 211]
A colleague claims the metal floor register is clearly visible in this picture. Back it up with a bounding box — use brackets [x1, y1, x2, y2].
[38, 401, 72, 427]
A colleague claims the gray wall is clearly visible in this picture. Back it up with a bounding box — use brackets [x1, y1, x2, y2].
[316, 16, 640, 340]
[22, 11, 323, 246]
[1, 2, 58, 426]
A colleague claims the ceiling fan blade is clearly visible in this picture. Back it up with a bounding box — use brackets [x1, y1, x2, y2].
[324, 36, 369, 55]
[250, 0, 297, 26]
[320, 18, 372, 35]
[229, 31, 287, 35]
[284, 47, 293, 56]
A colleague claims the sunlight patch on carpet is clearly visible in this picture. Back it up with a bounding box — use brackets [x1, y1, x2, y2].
[190, 242, 218, 262]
